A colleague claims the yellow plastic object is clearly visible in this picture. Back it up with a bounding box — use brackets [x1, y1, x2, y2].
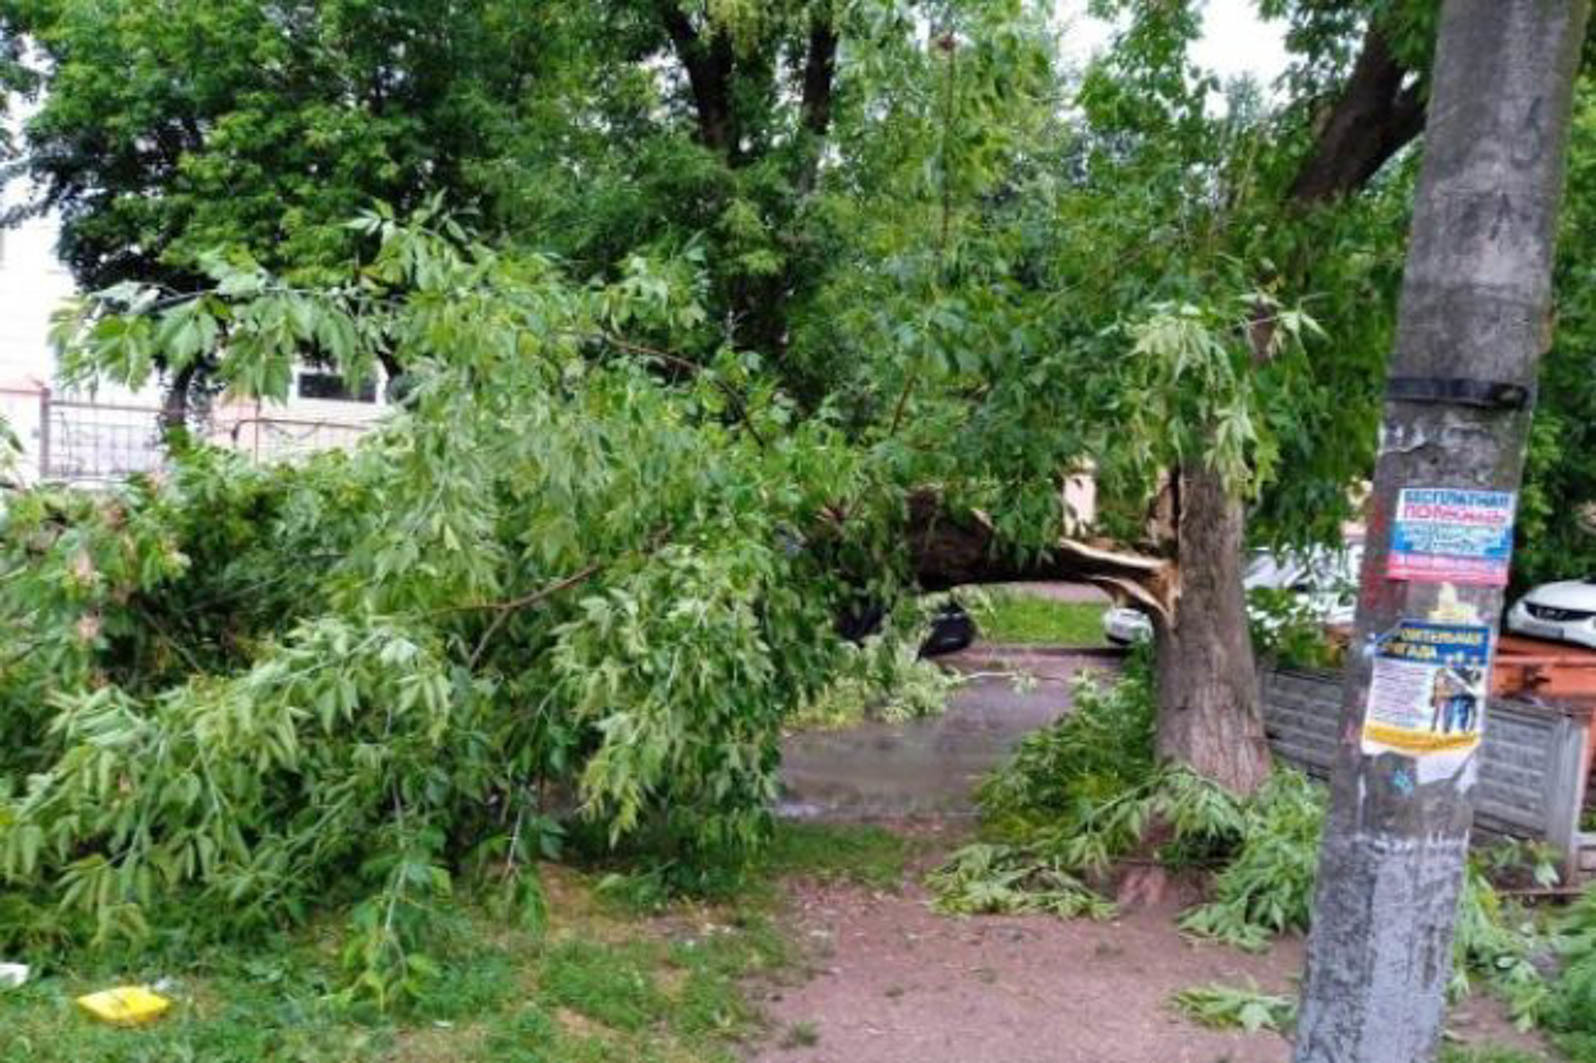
[76, 985, 172, 1026]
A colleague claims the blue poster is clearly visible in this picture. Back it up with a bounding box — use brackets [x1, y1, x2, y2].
[1388, 488, 1515, 586]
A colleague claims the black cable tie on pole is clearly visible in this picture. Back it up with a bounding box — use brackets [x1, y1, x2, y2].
[1386, 376, 1533, 410]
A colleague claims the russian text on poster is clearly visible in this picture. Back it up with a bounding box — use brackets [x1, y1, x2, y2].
[1387, 488, 1515, 586]
[1362, 619, 1490, 757]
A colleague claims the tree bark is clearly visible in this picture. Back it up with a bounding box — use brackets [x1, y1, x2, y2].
[159, 362, 197, 445]
[1295, 3, 1589, 1060]
[656, 2, 737, 157]
[1288, 28, 1427, 205]
[1154, 463, 1271, 793]
[795, 15, 839, 195]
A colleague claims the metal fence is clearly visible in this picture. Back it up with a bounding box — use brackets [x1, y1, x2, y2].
[1262, 667, 1596, 878]
[0, 386, 372, 485]
[42, 395, 170, 484]
[221, 416, 371, 465]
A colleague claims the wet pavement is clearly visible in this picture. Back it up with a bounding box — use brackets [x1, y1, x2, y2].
[778, 649, 1123, 819]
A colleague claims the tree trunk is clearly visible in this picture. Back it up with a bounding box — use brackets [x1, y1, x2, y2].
[656, 2, 737, 157]
[904, 489, 1174, 608]
[1294, 2, 1589, 1060]
[159, 363, 197, 447]
[903, 468, 1271, 795]
[1154, 463, 1271, 793]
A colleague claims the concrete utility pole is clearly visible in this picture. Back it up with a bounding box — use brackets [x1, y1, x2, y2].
[1294, 2, 1589, 1061]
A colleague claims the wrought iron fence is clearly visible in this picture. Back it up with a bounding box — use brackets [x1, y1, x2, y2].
[43, 396, 169, 484]
[0, 386, 372, 485]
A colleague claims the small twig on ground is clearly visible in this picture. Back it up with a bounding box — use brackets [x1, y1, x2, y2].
[135, 604, 206, 673]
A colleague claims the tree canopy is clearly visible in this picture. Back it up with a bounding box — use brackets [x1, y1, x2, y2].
[5, 0, 1596, 996]
[6, 0, 1460, 786]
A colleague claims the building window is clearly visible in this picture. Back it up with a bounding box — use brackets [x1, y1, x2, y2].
[296, 371, 377, 403]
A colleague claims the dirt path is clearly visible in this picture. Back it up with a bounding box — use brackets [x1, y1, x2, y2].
[770, 646, 1551, 1063]
[749, 837, 1552, 1063]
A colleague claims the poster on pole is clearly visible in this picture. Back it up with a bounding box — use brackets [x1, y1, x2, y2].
[1361, 619, 1490, 758]
[1387, 488, 1515, 585]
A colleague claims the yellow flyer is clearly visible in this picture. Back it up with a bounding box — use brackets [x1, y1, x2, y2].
[1361, 619, 1490, 756]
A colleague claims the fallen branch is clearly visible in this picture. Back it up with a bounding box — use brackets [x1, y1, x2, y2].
[596, 334, 768, 449]
[466, 562, 604, 669]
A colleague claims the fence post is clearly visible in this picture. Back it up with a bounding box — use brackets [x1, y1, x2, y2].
[1545, 708, 1593, 882]
[37, 386, 51, 482]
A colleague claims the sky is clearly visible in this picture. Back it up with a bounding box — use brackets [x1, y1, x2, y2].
[1057, 0, 1291, 85]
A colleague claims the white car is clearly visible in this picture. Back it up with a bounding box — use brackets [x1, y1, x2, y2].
[1102, 604, 1156, 644]
[1102, 543, 1363, 645]
[1506, 580, 1596, 649]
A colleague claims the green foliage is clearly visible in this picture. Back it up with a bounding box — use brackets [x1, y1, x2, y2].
[972, 654, 1158, 840]
[933, 663, 1594, 1041]
[1117, 297, 1320, 499]
[1177, 772, 1326, 951]
[933, 658, 1256, 918]
[0, 216, 899, 1004]
[788, 599, 957, 730]
[1539, 886, 1596, 1054]
[1170, 980, 1297, 1034]
[925, 842, 1115, 920]
[1247, 585, 1345, 671]
[9, 0, 1395, 571]
[1450, 860, 1552, 1028]
[7, 0, 577, 290]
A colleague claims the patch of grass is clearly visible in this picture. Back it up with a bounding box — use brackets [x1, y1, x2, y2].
[542, 939, 669, 1032]
[4, 952, 395, 1062]
[482, 1007, 561, 1062]
[779, 1020, 820, 1048]
[0, 867, 788, 1063]
[756, 822, 914, 890]
[972, 592, 1106, 646]
[1439, 1047, 1548, 1063]
[667, 910, 790, 1038]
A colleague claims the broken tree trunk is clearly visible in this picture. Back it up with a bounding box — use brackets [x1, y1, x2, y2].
[1154, 462, 1270, 794]
[906, 478, 1265, 794]
[904, 489, 1175, 617]
[1294, 2, 1589, 1061]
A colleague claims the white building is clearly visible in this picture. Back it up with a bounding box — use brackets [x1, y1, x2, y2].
[0, 211, 386, 485]
[0, 209, 74, 385]
[0, 210, 77, 481]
